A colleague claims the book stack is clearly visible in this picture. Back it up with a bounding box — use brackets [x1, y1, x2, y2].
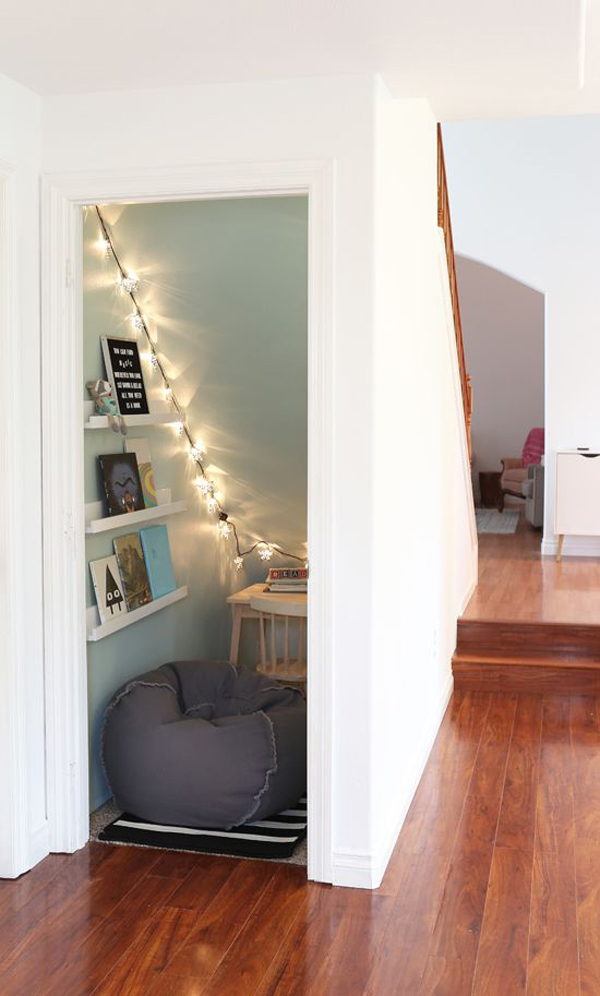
[265, 567, 308, 593]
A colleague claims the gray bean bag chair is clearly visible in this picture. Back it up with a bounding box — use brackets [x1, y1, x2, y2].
[101, 659, 306, 829]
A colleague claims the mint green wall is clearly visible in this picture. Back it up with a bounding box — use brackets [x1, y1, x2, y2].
[84, 197, 308, 810]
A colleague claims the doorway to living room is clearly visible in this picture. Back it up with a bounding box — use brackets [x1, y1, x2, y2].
[457, 256, 546, 559]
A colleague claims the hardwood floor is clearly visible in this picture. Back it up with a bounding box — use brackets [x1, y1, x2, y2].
[464, 514, 600, 625]
[456, 514, 600, 692]
[2, 690, 598, 995]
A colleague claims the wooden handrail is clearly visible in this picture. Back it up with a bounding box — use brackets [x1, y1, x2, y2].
[437, 123, 472, 461]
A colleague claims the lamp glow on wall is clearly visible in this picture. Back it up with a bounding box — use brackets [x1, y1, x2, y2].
[93, 205, 306, 572]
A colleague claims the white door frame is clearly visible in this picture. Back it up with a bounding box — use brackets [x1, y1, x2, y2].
[0, 162, 31, 878]
[41, 160, 335, 883]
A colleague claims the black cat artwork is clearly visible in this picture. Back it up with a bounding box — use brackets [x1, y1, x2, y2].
[105, 565, 124, 615]
[98, 452, 146, 516]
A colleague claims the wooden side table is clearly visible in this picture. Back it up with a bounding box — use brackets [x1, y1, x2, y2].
[479, 471, 503, 511]
[226, 583, 266, 665]
[227, 584, 308, 670]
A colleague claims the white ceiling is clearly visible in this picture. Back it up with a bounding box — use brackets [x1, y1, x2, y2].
[0, 0, 593, 118]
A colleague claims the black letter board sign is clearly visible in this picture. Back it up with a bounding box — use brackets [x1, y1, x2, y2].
[101, 336, 150, 416]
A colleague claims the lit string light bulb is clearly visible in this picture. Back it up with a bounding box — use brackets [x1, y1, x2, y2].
[190, 441, 205, 461]
[128, 312, 144, 332]
[97, 237, 112, 257]
[163, 386, 173, 402]
[217, 514, 231, 539]
[118, 272, 139, 294]
[195, 477, 213, 495]
[258, 544, 274, 561]
[206, 495, 218, 514]
[233, 556, 244, 571]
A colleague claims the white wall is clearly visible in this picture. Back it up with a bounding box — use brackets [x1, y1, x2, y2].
[0, 72, 46, 877]
[368, 88, 477, 886]
[0, 72, 475, 886]
[444, 116, 600, 553]
[42, 74, 379, 881]
[456, 255, 545, 488]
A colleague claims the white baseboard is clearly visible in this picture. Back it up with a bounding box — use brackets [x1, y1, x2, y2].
[331, 848, 382, 890]
[459, 574, 477, 616]
[331, 672, 454, 890]
[29, 820, 50, 870]
[542, 535, 600, 558]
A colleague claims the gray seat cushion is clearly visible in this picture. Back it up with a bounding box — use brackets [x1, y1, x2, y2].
[102, 659, 306, 829]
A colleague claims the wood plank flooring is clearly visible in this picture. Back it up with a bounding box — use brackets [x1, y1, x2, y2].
[2, 690, 599, 994]
[455, 515, 600, 693]
[463, 514, 600, 625]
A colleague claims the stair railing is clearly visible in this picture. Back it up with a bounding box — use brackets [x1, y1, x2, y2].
[437, 123, 472, 461]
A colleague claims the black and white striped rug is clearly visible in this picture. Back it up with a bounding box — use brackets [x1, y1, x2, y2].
[99, 798, 307, 859]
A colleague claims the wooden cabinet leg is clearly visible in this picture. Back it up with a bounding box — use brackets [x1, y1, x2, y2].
[229, 606, 242, 665]
[556, 534, 565, 563]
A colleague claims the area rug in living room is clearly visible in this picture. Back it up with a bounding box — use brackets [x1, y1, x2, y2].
[475, 509, 520, 534]
[98, 797, 307, 860]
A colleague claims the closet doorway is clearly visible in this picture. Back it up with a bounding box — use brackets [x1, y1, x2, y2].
[41, 163, 334, 883]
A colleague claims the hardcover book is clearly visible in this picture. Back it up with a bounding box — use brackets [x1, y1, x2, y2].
[124, 437, 157, 508]
[140, 524, 176, 599]
[101, 335, 150, 416]
[99, 452, 145, 516]
[89, 555, 128, 624]
[113, 533, 153, 611]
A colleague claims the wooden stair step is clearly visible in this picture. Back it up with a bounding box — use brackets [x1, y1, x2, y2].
[453, 618, 600, 694]
[456, 619, 600, 663]
[453, 653, 600, 671]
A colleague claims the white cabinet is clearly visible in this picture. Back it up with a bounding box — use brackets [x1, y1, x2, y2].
[555, 450, 600, 558]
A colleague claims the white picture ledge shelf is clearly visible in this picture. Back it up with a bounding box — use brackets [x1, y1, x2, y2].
[84, 399, 183, 430]
[87, 586, 188, 642]
[85, 489, 187, 535]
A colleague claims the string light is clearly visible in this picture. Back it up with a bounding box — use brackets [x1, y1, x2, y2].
[118, 271, 139, 294]
[217, 514, 231, 539]
[195, 477, 213, 495]
[94, 205, 306, 571]
[190, 441, 205, 460]
[97, 237, 112, 257]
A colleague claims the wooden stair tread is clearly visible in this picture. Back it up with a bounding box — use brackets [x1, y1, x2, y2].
[453, 653, 600, 671]
[454, 616, 600, 693]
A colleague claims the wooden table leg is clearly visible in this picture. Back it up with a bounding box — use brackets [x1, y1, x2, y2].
[229, 605, 243, 665]
[556, 534, 565, 563]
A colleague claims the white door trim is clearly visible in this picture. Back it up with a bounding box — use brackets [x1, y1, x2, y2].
[0, 161, 31, 877]
[41, 160, 335, 882]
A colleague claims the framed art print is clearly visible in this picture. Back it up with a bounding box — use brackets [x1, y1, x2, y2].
[98, 452, 146, 516]
[101, 335, 150, 416]
[89, 555, 128, 624]
[113, 533, 153, 611]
